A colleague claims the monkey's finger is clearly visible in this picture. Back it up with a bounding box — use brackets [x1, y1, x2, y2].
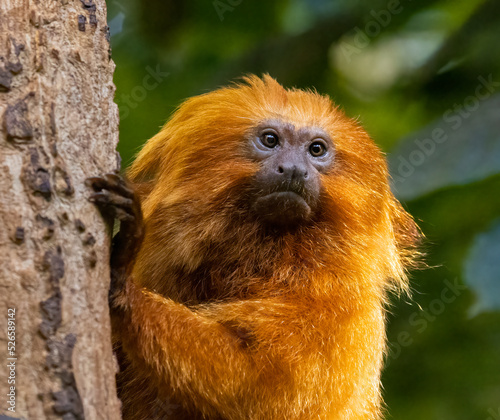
[103, 172, 121, 184]
[89, 194, 135, 222]
[86, 176, 122, 193]
[85, 176, 107, 191]
[104, 173, 135, 198]
[86, 174, 135, 199]
[113, 208, 135, 223]
[101, 173, 124, 190]
[89, 191, 134, 209]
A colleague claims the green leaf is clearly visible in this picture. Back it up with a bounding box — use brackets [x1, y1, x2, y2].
[389, 92, 500, 200]
[464, 219, 500, 316]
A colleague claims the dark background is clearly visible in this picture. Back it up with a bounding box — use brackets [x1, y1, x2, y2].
[106, 0, 500, 418]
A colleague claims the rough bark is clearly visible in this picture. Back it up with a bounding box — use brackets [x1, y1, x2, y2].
[0, 1, 121, 419]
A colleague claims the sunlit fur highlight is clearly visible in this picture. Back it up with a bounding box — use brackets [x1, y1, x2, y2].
[115, 75, 421, 420]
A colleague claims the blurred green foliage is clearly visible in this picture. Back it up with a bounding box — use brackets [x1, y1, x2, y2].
[107, 0, 500, 418]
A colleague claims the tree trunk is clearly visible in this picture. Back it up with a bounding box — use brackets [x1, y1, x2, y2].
[0, 1, 121, 419]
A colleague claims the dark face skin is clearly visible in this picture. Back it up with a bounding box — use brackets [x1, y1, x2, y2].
[246, 119, 335, 226]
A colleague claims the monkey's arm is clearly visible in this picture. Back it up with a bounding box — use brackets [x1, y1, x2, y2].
[114, 282, 314, 418]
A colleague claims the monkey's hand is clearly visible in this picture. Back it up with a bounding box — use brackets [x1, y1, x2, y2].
[86, 172, 144, 302]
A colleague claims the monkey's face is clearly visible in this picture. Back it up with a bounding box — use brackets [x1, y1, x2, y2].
[247, 119, 334, 226]
[128, 76, 418, 291]
[131, 75, 389, 239]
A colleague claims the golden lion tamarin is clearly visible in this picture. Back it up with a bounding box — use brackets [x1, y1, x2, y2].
[89, 75, 420, 420]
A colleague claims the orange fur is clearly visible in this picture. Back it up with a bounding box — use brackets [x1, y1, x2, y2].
[114, 75, 421, 419]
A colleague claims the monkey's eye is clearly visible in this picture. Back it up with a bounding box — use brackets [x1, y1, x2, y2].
[309, 142, 327, 157]
[261, 132, 279, 148]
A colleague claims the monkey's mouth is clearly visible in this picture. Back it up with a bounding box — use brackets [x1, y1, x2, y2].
[252, 191, 312, 226]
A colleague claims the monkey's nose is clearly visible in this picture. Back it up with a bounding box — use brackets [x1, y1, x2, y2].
[277, 164, 308, 181]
